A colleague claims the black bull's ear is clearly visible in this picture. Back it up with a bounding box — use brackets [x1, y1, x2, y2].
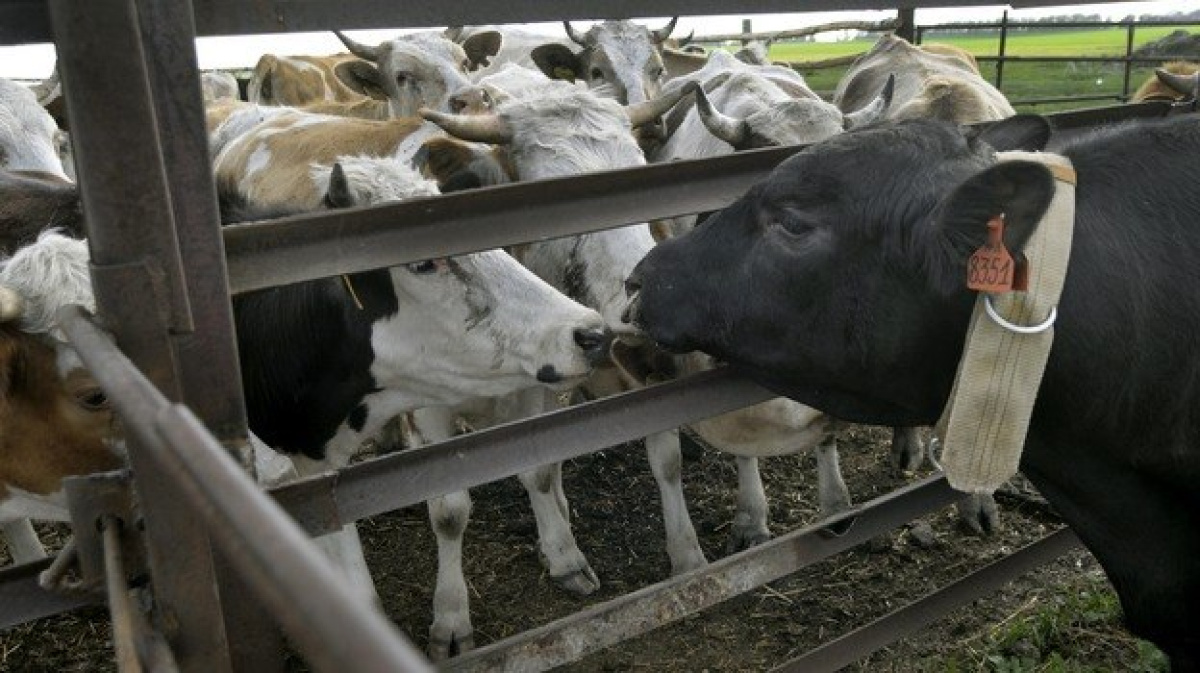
[927, 160, 1057, 295]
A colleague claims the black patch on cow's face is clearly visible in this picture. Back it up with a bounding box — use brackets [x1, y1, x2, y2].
[219, 192, 399, 460]
[347, 403, 368, 432]
[631, 118, 1025, 425]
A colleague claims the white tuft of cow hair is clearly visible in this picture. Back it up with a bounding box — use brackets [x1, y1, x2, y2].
[495, 80, 647, 180]
[310, 156, 441, 207]
[0, 230, 94, 339]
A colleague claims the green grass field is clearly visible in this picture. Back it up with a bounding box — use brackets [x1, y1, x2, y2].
[735, 25, 1197, 111]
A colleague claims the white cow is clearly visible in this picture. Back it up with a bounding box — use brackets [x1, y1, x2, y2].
[333, 30, 501, 117]
[413, 80, 698, 658]
[0, 77, 70, 182]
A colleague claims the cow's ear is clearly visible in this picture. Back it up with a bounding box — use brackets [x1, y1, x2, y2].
[531, 44, 582, 82]
[928, 160, 1056, 294]
[965, 114, 1050, 152]
[334, 60, 386, 99]
[461, 31, 502, 71]
[417, 137, 512, 190]
[325, 163, 355, 209]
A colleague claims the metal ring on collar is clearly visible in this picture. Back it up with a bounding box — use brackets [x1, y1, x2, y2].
[983, 295, 1057, 334]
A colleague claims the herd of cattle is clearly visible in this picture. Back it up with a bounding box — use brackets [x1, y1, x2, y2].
[1, 17, 1199, 667]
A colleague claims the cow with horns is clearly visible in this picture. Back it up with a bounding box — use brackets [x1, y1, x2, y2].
[626, 110, 1200, 668]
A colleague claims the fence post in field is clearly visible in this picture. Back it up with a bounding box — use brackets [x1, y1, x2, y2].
[895, 8, 915, 42]
[742, 19, 752, 45]
[1121, 19, 1137, 100]
[996, 10, 1009, 90]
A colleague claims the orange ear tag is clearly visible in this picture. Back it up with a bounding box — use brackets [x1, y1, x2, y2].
[966, 215, 1015, 293]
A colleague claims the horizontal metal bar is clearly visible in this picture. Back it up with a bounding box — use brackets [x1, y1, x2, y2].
[443, 475, 961, 672]
[976, 54, 1200, 63]
[223, 146, 798, 293]
[152, 406, 433, 673]
[272, 368, 775, 535]
[775, 527, 1081, 672]
[0, 557, 102, 630]
[0, 0, 1135, 44]
[924, 19, 1200, 30]
[59, 306, 432, 672]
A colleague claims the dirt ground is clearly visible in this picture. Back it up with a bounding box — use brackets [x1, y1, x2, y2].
[0, 425, 1157, 672]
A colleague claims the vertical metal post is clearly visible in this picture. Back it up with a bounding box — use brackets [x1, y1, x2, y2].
[47, 1, 235, 670]
[995, 10, 1009, 90]
[895, 8, 916, 42]
[741, 18, 752, 45]
[132, 1, 284, 669]
[1121, 20, 1136, 101]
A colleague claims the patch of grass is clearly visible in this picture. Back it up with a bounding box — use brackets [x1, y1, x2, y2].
[751, 25, 1197, 105]
[934, 576, 1169, 672]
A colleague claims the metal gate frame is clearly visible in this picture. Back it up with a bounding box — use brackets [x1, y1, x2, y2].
[0, 1, 1154, 671]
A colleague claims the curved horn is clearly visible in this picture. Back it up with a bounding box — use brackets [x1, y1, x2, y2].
[1156, 68, 1200, 97]
[675, 29, 695, 47]
[844, 73, 895, 129]
[688, 82, 748, 147]
[563, 21, 588, 47]
[625, 82, 692, 129]
[651, 17, 679, 44]
[334, 30, 381, 62]
[420, 108, 514, 144]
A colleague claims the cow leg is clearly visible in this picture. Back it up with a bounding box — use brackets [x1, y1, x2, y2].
[890, 426, 924, 474]
[517, 463, 599, 595]
[1023, 440, 1200, 668]
[427, 490, 475, 660]
[408, 406, 479, 659]
[926, 434, 1000, 534]
[2, 518, 47, 565]
[814, 434, 853, 519]
[645, 429, 707, 572]
[728, 456, 770, 553]
[288, 453, 380, 605]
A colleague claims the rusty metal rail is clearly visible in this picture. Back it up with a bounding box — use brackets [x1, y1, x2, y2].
[444, 475, 963, 672]
[57, 305, 433, 673]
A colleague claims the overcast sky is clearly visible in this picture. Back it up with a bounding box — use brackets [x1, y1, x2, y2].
[0, 1, 1194, 79]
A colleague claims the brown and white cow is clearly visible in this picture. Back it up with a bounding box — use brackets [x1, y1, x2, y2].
[835, 33, 1013, 124]
[1, 77, 71, 183]
[0, 233, 122, 565]
[247, 52, 371, 106]
[1131, 61, 1199, 103]
[210, 106, 510, 210]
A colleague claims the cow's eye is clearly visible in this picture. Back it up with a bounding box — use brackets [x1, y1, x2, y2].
[649, 65, 665, 79]
[76, 387, 109, 411]
[461, 59, 471, 71]
[408, 260, 439, 274]
[396, 73, 411, 87]
[590, 68, 605, 81]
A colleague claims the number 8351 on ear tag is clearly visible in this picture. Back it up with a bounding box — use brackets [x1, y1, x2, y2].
[967, 215, 1017, 293]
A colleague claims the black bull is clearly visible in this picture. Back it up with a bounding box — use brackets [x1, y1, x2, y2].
[627, 114, 1200, 667]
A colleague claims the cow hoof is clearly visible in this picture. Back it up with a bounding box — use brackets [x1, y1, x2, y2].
[428, 629, 474, 661]
[956, 493, 1000, 535]
[669, 552, 708, 575]
[551, 564, 600, 595]
[726, 526, 771, 554]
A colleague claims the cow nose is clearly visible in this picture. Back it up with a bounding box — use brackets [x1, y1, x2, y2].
[449, 88, 493, 114]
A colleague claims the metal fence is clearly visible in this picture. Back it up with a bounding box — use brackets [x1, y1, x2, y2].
[0, 1, 1182, 671]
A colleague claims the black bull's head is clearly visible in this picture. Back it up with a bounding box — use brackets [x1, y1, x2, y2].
[624, 115, 1054, 427]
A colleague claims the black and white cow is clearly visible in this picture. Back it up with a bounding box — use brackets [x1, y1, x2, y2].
[627, 113, 1200, 667]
